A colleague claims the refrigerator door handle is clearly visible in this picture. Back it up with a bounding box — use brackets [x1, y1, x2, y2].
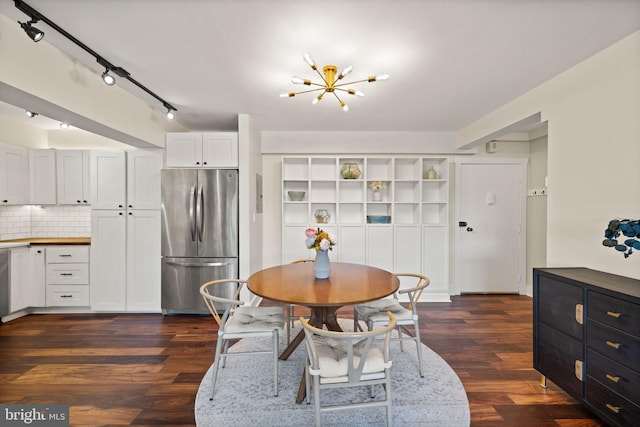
[189, 185, 197, 241]
[165, 260, 234, 268]
[197, 183, 204, 242]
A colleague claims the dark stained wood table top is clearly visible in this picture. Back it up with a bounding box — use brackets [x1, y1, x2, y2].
[247, 262, 399, 307]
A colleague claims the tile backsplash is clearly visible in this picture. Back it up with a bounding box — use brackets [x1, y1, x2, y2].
[0, 205, 91, 240]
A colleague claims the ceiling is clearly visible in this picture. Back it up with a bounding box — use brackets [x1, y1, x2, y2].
[1, 0, 639, 135]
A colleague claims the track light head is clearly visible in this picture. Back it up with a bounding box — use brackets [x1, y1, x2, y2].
[60, 122, 70, 129]
[101, 69, 116, 86]
[25, 110, 38, 118]
[166, 109, 175, 120]
[19, 19, 44, 42]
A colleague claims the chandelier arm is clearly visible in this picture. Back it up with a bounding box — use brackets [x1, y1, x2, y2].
[334, 79, 372, 88]
[331, 91, 344, 104]
[290, 87, 326, 95]
[313, 67, 330, 86]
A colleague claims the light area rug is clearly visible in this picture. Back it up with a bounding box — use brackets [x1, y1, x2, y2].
[195, 320, 470, 426]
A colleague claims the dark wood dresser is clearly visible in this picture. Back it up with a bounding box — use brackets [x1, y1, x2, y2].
[533, 267, 640, 427]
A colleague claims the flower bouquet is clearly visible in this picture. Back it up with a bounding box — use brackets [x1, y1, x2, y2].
[305, 228, 336, 251]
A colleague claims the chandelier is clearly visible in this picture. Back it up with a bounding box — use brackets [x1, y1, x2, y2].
[280, 53, 389, 111]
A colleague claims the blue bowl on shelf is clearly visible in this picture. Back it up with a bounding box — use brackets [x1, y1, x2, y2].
[367, 215, 391, 224]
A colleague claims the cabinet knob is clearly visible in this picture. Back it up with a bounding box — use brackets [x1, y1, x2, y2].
[128, 205, 133, 208]
[37, 250, 42, 254]
[203, 161, 207, 165]
[3, 200, 8, 203]
[118, 205, 123, 208]
[128, 212, 132, 215]
[77, 200, 81, 203]
[196, 161, 200, 165]
[119, 212, 123, 216]
[83, 200, 88, 203]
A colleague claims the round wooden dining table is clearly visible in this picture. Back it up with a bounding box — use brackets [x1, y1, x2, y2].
[247, 262, 399, 360]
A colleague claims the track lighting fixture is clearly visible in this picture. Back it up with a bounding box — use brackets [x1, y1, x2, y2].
[164, 103, 175, 120]
[59, 122, 70, 129]
[19, 18, 44, 42]
[101, 69, 116, 86]
[14, 0, 177, 119]
[25, 110, 38, 118]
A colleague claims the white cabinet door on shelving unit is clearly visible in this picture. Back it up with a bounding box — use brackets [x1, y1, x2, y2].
[0, 144, 29, 205]
[126, 210, 161, 312]
[29, 150, 57, 205]
[90, 151, 126, 210]
[56, 150, 90, 205]
[338, 225, 365, 264]
[395, 225, 421, 274]
[283, 226, 311, 263]
[366, 225, 394, 272]
[422, 226, 448, 298]
[90, 210, 127, 311]
[202, 133, 238, 168]
[165, 132, 202, 167]
[127, 150, 163, 210]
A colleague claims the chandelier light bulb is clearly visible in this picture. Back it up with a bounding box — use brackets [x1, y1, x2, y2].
[340, 101, 349, 112]
[376, 74, 390, 81]
[303, 53, 317, 70]
[337, 65, 352, 80]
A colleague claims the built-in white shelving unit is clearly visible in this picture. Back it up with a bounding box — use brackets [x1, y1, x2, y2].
[281, 156, 451, 301]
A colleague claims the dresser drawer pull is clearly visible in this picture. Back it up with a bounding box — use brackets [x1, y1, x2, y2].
[59, 273, 73, 276]
[606, 341, 621, 349]
[606, 311, 622, 319]
[605, 374, 620, 383]
[59, 295, 73, 299]
[58, 254, 72, 257]
[606, 403, 621, 414]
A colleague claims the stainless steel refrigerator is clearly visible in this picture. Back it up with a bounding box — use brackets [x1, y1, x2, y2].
[161, 169, 238, 313]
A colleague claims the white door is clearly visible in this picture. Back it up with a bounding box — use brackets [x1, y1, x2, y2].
[454, 158, 527, 293]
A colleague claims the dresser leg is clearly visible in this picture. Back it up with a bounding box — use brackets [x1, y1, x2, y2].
[540, 375, 548, 389]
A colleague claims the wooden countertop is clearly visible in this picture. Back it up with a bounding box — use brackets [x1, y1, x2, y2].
[0, 237, 91, 245]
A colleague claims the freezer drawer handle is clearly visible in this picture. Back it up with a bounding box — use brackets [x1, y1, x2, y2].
[166, 261, 232, 268]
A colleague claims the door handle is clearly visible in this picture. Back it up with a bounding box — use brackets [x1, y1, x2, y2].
[466, 227, 473, 232]
[189, 185, 197, 241]
[197, 184, 204, 242]
[165, 261, 232, 267]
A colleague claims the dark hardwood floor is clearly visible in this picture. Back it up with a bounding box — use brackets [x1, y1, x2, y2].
[0, 295, 603, 426]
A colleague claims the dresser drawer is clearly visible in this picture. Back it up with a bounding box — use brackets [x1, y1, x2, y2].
[588, 291, 640, 338]
[537, 275, 584, 340]
[588, 350, 640, 404]
[46, 285, 89, 307]
[587, 376, 640, 427]
[45, 263, 89, 285]
[46, 246, 89, 263]
[587, 319, 640, 372]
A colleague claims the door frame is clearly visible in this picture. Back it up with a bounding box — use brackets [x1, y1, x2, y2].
[453, 157, 528, 295]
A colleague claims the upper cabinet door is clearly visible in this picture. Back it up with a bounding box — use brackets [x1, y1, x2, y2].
[29, 149, 57, 205]
[56, 150, 90, 205]
[202, 132, 238, 168]
[90, 150, 126, 210]
[165, 133, 203, 167]
[0, 143, 29, 205]
[127, 150, 163, 209]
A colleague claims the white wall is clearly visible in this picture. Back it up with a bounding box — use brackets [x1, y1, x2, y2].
[459, 31, 640, 279]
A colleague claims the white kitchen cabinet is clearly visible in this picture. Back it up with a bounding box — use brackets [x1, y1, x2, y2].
[0, 143, 29, 205]
[90, 150, 126, 210]
[337, 225, 365, 264]
[30, 246, 46, 307]
[394, 225, 422, 274]
[9, 247, 30, 313]
[165, 132, 238, 168]
[56, 150, 90, 205]
[46, 245, 90, 307]
[126, 150, 163, 209]
[29, 150, 57, 205]
[126, 210, 161, 311]
[90, 209, 160, 312]
[90, 210, 127, 311]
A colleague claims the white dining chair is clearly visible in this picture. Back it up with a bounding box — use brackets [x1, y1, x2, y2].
[353, 273, 430, 377]
[200, 279, 284, 400]
[301, 312, 397, 427]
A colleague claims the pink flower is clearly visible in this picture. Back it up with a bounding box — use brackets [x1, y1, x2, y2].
[305, 228, 318, 238]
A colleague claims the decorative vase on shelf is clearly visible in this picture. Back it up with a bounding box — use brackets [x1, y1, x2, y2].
[425, 165, 437, 180]
[313, 249, 331, 279]
[340, 163, 361, 179]
[372, 189, 382, 201]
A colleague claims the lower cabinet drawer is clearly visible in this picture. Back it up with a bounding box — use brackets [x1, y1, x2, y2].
[45, 263, 89, 285]
[537, 322, 584, 398]
[587, 378, 640, 427]
[46, 285, 89, 307]
[587, 319, 640, 372]
[588, 350, 640, 405]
